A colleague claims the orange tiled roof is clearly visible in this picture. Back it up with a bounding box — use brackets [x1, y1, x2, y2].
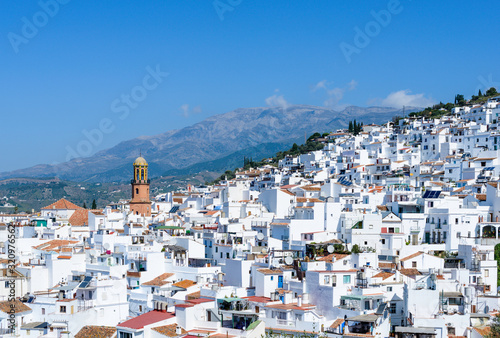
[472, 326, 491, 337]
[318, 253, 349, 262]
[69, 209, 89, 226]
[373, 272, 394, 280]
[0, 300, 31, 314]
[399, 268, 422, 277]
[33, 240, 79, 253]
[152, 323, 187, 337]
[75, 326, 116, 338]
[400, 251, 424, 262]
[143, 273, 174, 286]
[172, 279, 196, 289]
[330, 318, 344, 329]
[257, 268, 283, 275]
[42, 198, 83, 210]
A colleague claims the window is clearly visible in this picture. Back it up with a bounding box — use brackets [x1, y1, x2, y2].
[120, 333, 133, 338]
[4, 281, 9, 288]
[60, 306, 66, 313]
[390, 303, 396, 313]
[271, 276, 273, 281]
[412, 261, 417, 268]
[381, 239, 386, 245]
[387, 286, 392, 292]
[343, 275, 351, 284]
[485, 269, 489, 277]
[324, 275, 330, 284]
[42, 308, 45, 315]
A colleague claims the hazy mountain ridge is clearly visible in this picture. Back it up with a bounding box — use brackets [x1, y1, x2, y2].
[0, 105, 416, 182]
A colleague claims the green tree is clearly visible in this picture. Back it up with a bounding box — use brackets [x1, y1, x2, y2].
[455, 94, 465, 105]
[91, 199, 97, 209]
[486, 87, 498, 97]
[83, 202, 87, 209]
[352, 244, 361, 254]
[348, 121, 353, 133]
[478, 89, 483, 97]
[487, 312, 500, 338]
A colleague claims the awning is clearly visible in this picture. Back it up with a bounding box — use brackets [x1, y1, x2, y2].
[346, 314, 378, 323]
[443, 291, 462, 298]
[395, 327, 436, 334]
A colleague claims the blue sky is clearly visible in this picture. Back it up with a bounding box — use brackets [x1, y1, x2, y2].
[1, 0, 500, 172]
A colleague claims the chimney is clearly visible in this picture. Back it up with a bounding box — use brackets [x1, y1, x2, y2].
[302, 293, 309, 305]
[297, 295, 303, 307]
[176, 326, 182, 335]
[283, 292, 292, 304]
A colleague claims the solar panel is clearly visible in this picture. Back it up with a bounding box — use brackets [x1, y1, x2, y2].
[423, 191, 441, 199]
[79, 276, 93, 288]
[169, 206, 179, 213]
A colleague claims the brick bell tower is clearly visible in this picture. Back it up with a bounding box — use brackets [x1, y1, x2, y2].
[130, 156, 151, 216]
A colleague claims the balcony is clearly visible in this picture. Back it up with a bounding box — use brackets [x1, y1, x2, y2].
[29, 258, 46, 266]
[277, 319, 295, 326]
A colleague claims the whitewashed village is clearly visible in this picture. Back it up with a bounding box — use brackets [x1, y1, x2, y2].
[3, 97, 500, 338]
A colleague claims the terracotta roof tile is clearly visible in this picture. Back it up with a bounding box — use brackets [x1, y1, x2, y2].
[399, 268, 422, 277]
[0, 300, 31, 314]
[117, 310, 175, 330]
[33, 240, 79, 253]
[373, 272, 394, 280]
[75, 326, 116, 338]
[330, 318, 344, 329]
[152, 323, 186, 337]
[69, 209, 89, 226]
[257, 268, 283, 275]
[400, 251, 424, 262]
[172, 279, 196, 289]
[143, 273, 175, 287]
[42, 198, 83, 210]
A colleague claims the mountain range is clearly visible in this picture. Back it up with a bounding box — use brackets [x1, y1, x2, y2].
[0, 105, 418, 183]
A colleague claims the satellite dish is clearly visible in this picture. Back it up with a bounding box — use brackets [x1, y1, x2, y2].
[327, 245, 334, 253]
[170, 238, 177, 246]
[103, 243, 110, 250]
[284, 256, 293, 265]
[257, 233, 264, 240]
[261, 248, 267, 254]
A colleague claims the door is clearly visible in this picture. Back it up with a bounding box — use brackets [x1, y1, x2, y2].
[278, 275, 283, 288]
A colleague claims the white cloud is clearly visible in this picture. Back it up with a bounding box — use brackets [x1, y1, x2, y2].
[324, 87, 345, 107]
[265, 93, 289, 110]
[313, 80, 328, 92]
[313, 79, 357, 108]
[378, 90, 435, 108]
[348, 79, 358, 91]
[180, 104, 202, 118]
[180, 104, 190, 118]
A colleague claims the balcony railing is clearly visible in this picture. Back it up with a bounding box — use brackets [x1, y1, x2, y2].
[277, 319, 295, 326]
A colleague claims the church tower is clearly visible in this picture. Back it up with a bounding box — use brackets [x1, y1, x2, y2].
[130, 156, 151, 216]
